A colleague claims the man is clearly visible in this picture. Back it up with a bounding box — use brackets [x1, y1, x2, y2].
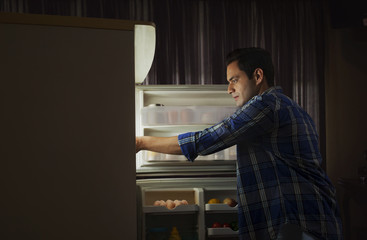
[136, 48, 343, 240]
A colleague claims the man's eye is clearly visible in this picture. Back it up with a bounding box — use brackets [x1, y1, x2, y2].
[232, 79, 238, 84]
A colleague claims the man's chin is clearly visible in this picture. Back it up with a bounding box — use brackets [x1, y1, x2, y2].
[236, 101, 244, 107]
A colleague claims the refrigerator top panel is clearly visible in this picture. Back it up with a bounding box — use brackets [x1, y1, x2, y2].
[136, 85, 238, 175]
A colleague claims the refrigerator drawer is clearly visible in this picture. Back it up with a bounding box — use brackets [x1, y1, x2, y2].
[205, 203, 238, 213]
[144, 204, 199, 214]
[142, 188, 202, 214]
[207, 227, 239, 237]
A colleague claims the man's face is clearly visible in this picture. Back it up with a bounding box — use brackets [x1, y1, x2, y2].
[227, 61, 259, 107]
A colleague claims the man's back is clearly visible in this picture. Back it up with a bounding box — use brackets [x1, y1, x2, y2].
[234, 86, 343, 240]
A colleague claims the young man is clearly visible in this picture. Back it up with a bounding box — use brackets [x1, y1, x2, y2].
[136, 48, 343, 240]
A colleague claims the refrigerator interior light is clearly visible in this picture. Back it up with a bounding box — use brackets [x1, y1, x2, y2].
[134, 24, 156, 84]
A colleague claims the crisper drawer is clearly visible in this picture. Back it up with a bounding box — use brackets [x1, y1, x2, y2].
[141, 105, 237, 126]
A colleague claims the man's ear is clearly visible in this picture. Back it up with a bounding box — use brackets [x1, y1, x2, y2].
[254, 68, 264, 85]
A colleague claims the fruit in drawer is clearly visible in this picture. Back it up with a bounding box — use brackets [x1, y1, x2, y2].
[211, 222, 222, 228]
[223, 197, 237, 207]
[230, 221, 239, 231]
[222, 223, 231, 228]
[208, 198, 221, 204]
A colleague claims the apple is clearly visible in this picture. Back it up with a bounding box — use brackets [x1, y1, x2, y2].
[222, 223, 230, 228]
[211, 222, 222, 228]
[223, 197, 237, 207]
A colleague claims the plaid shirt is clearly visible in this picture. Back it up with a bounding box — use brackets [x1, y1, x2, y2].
[178, 86, 343, 240]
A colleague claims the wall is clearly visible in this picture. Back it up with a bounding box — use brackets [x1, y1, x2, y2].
[325, 27, 367, 183]
[325, 25, 367, 240]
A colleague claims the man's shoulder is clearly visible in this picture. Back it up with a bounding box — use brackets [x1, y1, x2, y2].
[261, 86, 295, 105]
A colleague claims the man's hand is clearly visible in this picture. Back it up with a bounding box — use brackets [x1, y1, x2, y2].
[136, 136, 143, 153]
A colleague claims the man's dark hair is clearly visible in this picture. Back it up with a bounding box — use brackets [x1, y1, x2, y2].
[226, 47, 275, 87]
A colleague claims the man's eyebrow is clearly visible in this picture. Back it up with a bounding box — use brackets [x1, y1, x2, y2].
[228, 76, 239, 81]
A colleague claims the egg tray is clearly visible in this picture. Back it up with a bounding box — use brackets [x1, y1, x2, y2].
[142, 188, 202, 214]
[143, 204, 199, 214]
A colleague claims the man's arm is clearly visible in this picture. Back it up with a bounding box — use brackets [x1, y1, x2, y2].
[136, 136, 182, 155]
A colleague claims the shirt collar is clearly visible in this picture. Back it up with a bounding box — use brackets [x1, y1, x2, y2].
[261, 86, 283, 95]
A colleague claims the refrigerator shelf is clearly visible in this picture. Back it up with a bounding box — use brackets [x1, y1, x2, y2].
[142, 124, 211, 131]
[207, 227, 239, 236]
[143, 204, 199, 214]
[141, 105, 237, 126]
[205, 203, 238, 212]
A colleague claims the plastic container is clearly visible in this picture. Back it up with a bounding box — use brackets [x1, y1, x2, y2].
[141, 105, 237, 126]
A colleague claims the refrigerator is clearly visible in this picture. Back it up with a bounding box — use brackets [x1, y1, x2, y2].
[1, 13, 154, 240]
[135, 85, 240, 240]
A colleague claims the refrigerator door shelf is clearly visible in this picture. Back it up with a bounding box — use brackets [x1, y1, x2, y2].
[207, 227, 239, 237]
[205, 203, 238, 213]
[144, 204, 199, 214]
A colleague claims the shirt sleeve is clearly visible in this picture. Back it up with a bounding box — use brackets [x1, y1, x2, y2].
[178, 132, 198, 162]
[178, 95, 274, 162]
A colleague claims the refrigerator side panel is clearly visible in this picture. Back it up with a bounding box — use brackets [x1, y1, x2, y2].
[1, 15, 137, 240]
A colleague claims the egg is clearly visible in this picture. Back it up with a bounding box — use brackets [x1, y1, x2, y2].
[174, 200, 182, 207]
[159, 200, 167, 207]
[166, 199, 176, 209]
[181, 200, 188, 205]
[153, 200, 161, 206]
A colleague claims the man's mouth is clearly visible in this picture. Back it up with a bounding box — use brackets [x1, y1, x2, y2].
[233, 96, 239, 101]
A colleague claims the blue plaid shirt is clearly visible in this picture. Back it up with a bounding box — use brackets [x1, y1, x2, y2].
[178, 87, 343, 240]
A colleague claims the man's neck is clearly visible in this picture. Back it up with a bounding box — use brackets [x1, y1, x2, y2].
[259, 81, 270, 95]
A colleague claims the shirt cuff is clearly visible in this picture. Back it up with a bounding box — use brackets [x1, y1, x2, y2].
[178, 132, 198, 162]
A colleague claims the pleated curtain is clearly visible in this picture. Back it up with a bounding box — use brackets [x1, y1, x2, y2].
[1, 0, 327, 161]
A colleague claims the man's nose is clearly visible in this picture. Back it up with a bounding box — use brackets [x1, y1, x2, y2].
[227, 84, 234, 94]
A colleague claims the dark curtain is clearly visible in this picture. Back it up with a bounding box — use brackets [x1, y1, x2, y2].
[1, 0, 327, 162]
